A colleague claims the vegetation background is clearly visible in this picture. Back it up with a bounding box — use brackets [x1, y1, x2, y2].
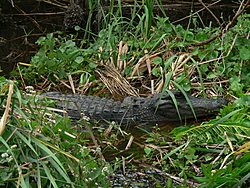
[0, 0, 250, 187]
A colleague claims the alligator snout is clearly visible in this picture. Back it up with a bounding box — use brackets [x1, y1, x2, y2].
[210, 98, 229, 109]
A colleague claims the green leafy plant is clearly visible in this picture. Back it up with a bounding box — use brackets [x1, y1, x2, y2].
[9, 2, 250, 187]
[194, 162, 250, 188]
[0, 80, 112, 187]
[21, 33, 100, 86]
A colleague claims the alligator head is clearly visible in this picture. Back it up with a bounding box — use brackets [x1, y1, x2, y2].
[150, 90, 228, 122]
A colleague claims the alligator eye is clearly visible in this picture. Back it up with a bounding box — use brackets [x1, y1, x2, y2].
[175, 92, 183, 99]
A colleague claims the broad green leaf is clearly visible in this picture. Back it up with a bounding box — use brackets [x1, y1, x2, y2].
[144, 147, 152, 155]
[185, 31, 194, 41]
[195, 33, 208, 42]
[152, 67, 161, 76]
[153, 57, 162, 65]
[75, 56, 84, 64]
[234, 95, 250, 107]
[88, 62, 98, 68]
[207, 72, 217, 79]
[239, 48, 250, 60]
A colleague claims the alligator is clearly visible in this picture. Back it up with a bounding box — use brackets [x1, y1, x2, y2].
[41, 90, 228, 126]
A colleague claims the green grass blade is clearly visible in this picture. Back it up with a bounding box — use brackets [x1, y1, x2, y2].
[233, 162, 250, 188]
[199, 109, 243, 136]
[31, 137, 74, 186]
[172, 81, 197, 121]
[166, 90, 182, 122]
[14, 105, 32, 129]
[42, 163, 58, 188]
[0, 136, 27, 187]
[190, 56, 205, 91]
[37, 163, 42, 188]
[160, 143, 186, 162]
[15, 130, 39, 156]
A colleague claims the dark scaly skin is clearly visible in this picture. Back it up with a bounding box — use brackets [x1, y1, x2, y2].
[42, 90, 228, 125]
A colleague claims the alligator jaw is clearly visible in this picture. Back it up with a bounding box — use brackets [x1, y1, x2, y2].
[191, 98, 228, 110]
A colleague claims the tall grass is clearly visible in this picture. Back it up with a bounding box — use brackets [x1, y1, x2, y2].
[0, 81, 111, 187]
[144, 0, 154, 38]
[2, 1, 250, 187]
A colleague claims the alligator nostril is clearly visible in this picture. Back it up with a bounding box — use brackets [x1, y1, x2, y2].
[221, 98, 229, 105]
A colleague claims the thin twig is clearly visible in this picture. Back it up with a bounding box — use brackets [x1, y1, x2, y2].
[172, 0, 222, 24]
[13, 12, 65, 16]
[198, 0, 222, 29]
[7, 0, 44, 32]
[38, 0, 68, 9]
[187, 0, 250, 47]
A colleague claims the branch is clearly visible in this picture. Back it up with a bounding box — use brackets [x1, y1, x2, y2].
[198, 0, 222, 29]
[187, 0, 250, 47]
